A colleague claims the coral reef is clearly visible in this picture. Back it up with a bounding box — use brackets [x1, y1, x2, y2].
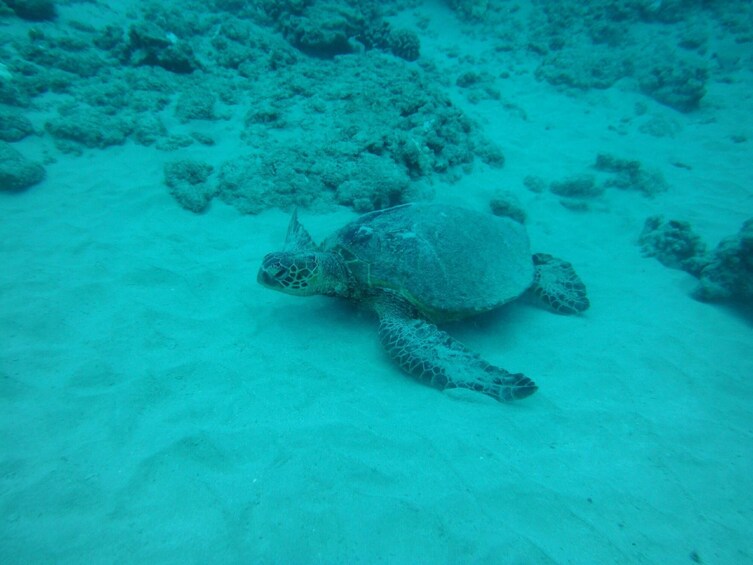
[122, 22, 201, 74]
[280, 3, 364, 58]
[594, 153, 668, 196]
[45, 107, 133, 153]
[332, 153, 412, 212]
[0, 1, 493, 214]
[448, 0, 488, 20]
[636, 55, 708, 113]
[164, 160, 216, 213]
[640, 215, 753, 306]
[639, 215, 707, 276]
[260, 0, 420, 62]
[216, 150, 320, 214]
[0, 108, 34, 141]
[219, 50, 500, 213]
[388, 29, 420, 62]
[695, 219, 753, 304]
[536, 45, 633, 90]
[527, 0, 716, 111]
[175, 89, 217, 122]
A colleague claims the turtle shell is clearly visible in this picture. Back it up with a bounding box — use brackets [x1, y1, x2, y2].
[322, 203, 534, 321]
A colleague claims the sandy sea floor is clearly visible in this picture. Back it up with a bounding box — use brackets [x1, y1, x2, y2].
[2, 1, 753, 563]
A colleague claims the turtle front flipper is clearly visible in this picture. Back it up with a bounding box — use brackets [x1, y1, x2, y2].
[530, 253, 590, 314]
[377, 312, 537, 402]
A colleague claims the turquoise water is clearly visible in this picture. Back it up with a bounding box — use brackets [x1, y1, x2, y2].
[1, 1, 752, 563]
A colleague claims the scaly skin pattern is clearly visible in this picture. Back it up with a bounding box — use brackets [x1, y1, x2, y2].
[531, 253, 590, 314]
[377, 310, 537, 402]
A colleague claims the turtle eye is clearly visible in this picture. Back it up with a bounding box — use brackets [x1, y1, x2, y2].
[273, 266, 288, 279]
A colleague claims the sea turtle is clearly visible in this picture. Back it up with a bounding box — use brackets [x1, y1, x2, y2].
[258, 203, 589, 402]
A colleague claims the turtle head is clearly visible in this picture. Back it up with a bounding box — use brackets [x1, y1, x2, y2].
[258, 251, 347, 297]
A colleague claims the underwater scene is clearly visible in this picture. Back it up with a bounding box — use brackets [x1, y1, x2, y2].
[1, 0, 752, 562]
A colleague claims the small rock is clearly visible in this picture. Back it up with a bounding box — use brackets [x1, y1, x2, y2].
[6, 0, 56, 21]
[164, 159, 215, 213]
[0, 141, 45, 191]
[489, 191, 526, 224]
[550, 174, 603, 198]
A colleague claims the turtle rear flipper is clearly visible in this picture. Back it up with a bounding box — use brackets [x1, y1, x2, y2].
[530, 253, 590, 314]
[377, 312, 537, 402]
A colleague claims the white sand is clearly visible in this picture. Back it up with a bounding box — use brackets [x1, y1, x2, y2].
[2, 2, 753, 564]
